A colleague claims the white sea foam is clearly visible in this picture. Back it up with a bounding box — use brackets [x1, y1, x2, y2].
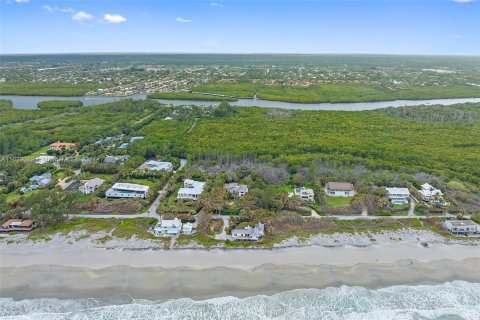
[1, 281, 479, 320]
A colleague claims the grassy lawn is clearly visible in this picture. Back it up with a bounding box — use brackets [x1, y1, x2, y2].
[6, 189, 37, 204]
[23, 146, 49, 159]
[326, 196, 352, 207]
[78, 172, 117, 181]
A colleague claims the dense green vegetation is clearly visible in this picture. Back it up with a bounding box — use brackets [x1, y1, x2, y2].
[1, 99, 479, 225]
[184, 106, 480, 184]
[147, 91, 237, 102]
[37, 100, 83, 110]
[194, 82, 480, 103]
[1, 99, 479, 185]
[0, 82, 102, 96]
[0, 99, 13, 111]
[0, 99, 165, 155]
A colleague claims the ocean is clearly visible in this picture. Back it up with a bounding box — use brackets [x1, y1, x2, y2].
[1, 281, 479, 320]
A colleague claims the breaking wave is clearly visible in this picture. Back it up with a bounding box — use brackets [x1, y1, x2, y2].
[1, 281, 480, 319]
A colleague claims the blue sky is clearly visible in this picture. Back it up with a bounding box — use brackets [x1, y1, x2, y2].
[0, 0, 479, 54]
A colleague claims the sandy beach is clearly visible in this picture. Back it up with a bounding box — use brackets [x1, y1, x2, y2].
[1, 259, 479, 301]
[2, 229, 480, 301]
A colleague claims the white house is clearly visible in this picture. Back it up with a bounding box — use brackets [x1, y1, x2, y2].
[79, 178, 105, 195]
[418, 183, 443, 202]
[325, 182, 354, 197]
[182, 222, 196, 235]
[106, 183, 149, 199]
[141, 160, 173, 172]
[293, 187, 315, 202]
[226, 182, 248, 198]
[154, 218, 182, 236]
[385, 187, 411, 205]
[231, 223, 265, 241]
[444, 220, 479, 235]
[177, 179, 205, 201]
[33, 155, 55, 164]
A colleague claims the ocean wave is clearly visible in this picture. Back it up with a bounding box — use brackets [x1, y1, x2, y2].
[1, 281, 480, 320]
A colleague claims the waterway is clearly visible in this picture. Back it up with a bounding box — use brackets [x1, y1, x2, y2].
[2, 94, 480, 111]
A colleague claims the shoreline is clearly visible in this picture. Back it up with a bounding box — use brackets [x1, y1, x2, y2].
[1, 259, 479, 301]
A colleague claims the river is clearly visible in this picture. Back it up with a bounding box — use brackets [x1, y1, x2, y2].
[2, 94, 480, 111]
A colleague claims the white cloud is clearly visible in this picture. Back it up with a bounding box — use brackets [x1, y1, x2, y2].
[14, 0, 29, 3]
[42, 5, 75, 13]
[176, 17, 191, 23]
[453, 34, 467, 38]
[211, 2, 224, 7]
[73, 11, 94, 21]
[42, 5, 56, 12]
[453, 0, 474, 3]
[104, 14, 127, 23]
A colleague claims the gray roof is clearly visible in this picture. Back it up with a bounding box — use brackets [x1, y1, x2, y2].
[326, 182, 354, 191]
[446, 220, 479, 227]
[226, 183, 248, 193]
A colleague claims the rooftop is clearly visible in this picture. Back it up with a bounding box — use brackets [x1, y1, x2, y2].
[143, 160, 173, 171]
[386, 187, 410, 194]
[326, 182, 354, 191]
[83, 178, 105, 188]
[159, 218, 182, 228]
[446, 220, 479, 227]
[110, 183, 149, 192]
[179, 180, 205, 195]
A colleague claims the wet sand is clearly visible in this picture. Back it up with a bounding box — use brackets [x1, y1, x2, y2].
[2, 259, 480, 300]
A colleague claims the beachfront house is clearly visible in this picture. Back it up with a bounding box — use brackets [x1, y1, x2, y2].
[106, 183, 149, 199]
[29, 173, 53, 188]
[226, 182, 249, 198]
[49, 141, 76, 151]
[1, 219, 36, 232]
[231, 223, 265, 241]
[418, 183, 443, 201]
[177, 179, 205, 201]
[325, 182, 354, 197]
[385, 187, 411, 205]
[140, 160, 173, 172]
[154, 218, 182, 236]
[293, 187, 315, 202]
[444, 220, 479, 236]
[182, 222, 196, 235]
[79, 178, 105, 195]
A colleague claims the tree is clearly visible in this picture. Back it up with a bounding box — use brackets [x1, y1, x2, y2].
[26, 189, 75, 226]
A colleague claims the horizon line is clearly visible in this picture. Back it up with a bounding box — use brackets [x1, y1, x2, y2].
[1, 51, 480, 57]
